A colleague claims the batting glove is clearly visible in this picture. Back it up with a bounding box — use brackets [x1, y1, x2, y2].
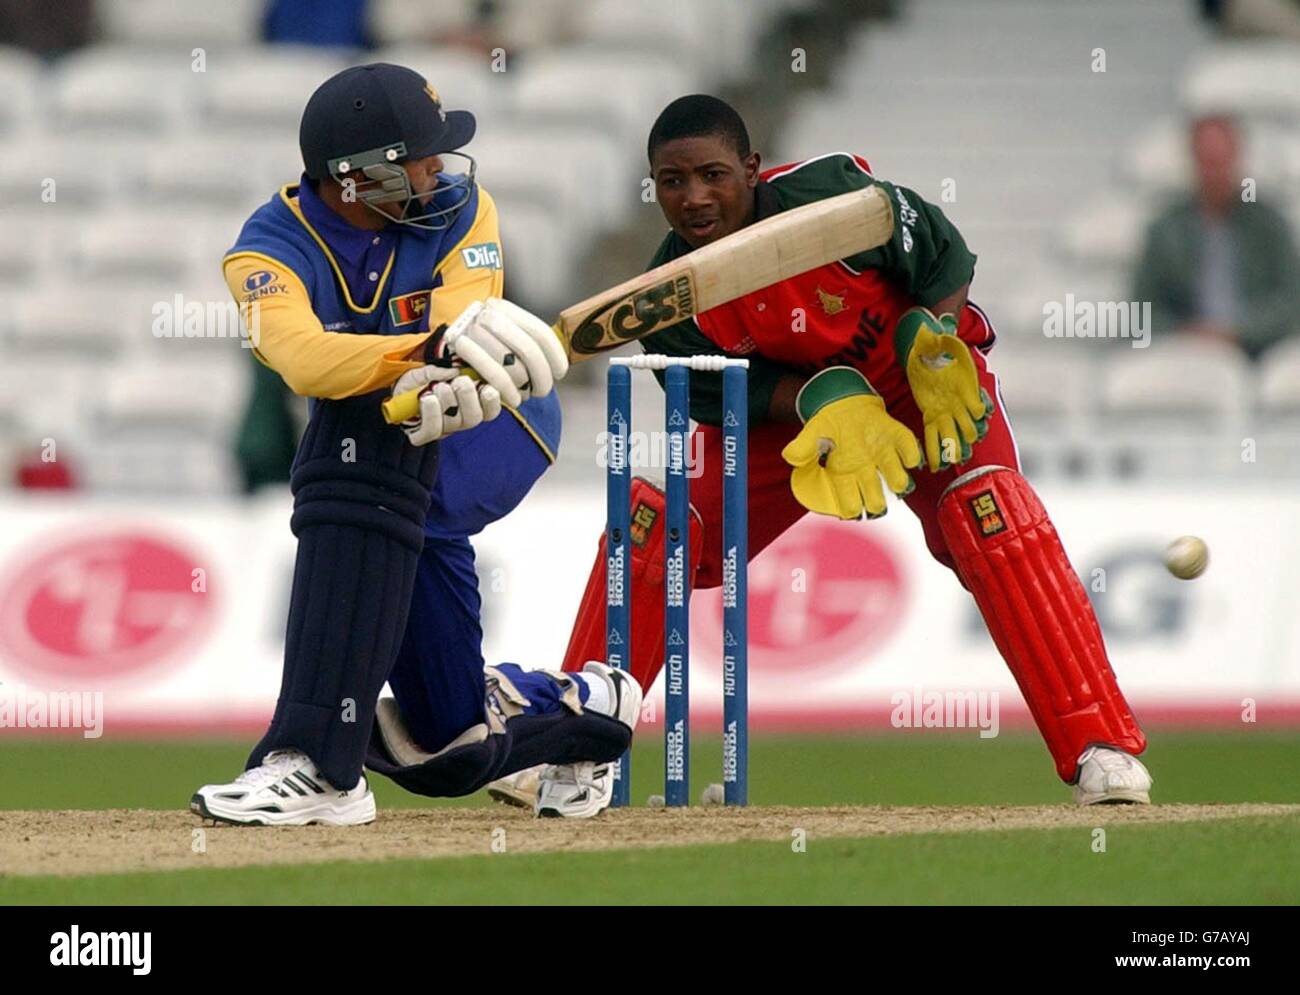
[390, 364, 502, 447]
[445, 297, 569, 408]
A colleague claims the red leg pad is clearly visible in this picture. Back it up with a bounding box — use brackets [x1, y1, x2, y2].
[561, 477, 704, 695]
[937, 466, 1146, 782]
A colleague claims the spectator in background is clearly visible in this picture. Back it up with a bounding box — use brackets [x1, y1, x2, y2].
[0, 0, 96, 57]
[1133, 114, 1300, 359]
[262, 0, 371, 48]
[1201, 0, 1300, 41]
[235, 358, 304, 493]
[14, 449, 76, 489]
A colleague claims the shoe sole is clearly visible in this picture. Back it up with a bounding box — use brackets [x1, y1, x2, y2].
[487, 784, 536, 810]
[190, 792, 377, 826]
[536, 801, 607, 819]
[1074, 789, 1152, 806]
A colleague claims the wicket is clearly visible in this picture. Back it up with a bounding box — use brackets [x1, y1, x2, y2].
[605, 355, 749, 807]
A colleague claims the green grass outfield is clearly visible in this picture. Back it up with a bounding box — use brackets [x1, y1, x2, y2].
[3, 729, 1297, 904]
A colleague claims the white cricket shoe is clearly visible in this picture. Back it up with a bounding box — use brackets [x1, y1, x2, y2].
[536, 760, 615, 819]
[1072, 745, 1153, 805]
[487, 765, 542, 809]
[190, 748, 376, 826]
[535, 661, 643, 819]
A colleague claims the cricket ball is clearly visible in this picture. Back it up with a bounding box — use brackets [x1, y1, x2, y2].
[1164, 535, 1209, 580]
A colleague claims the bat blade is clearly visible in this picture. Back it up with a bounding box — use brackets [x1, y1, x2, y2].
[560, 184, 894, 358]
[382, 184, 893, 424]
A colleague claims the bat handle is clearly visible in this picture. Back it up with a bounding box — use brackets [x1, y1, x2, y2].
[381, 317, 570, 425]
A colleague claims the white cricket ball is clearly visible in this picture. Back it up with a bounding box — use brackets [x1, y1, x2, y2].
[1164, 535, 1209, 580]
[647, 794, 666, 809]
[700, 783, 725, 806]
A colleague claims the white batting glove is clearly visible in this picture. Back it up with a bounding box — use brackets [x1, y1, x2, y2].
[446, 298, 569, 408]
[391, 364, 501, 446]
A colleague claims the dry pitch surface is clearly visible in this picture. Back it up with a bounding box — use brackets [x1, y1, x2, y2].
[2, 803, 1296, 878]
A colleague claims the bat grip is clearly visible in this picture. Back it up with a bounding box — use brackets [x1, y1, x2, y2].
[381, 367, 483, 424]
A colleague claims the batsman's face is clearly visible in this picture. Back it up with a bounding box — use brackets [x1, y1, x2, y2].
[652, 137, 760, 248]
[369, 154, 444, 219]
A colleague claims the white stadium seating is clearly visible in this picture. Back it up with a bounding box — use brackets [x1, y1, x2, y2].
[196, 48, 352, 133]
[1258, 338, 1300, 415]
[49, 47, 196, 133]
[1102, 339, 1252, 423]
[1182, 40, 1300, 121]
[0, 46, 41, 135]
[3, 0, 1299, 493]
[98, 0, 266, 47]
[368, 44, 506, 118]
[367, 0, 478, 45]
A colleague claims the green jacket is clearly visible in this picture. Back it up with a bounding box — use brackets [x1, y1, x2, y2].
[1132, 196, 1300, 358]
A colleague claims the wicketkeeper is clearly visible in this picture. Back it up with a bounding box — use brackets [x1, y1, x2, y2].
[494, 94, 1151, 808]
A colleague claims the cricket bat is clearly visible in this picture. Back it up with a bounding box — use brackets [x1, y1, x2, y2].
[382, 184, 894, 424]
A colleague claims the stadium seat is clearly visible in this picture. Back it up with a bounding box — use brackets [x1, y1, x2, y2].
[0, 359, 98, 454]
[1100, 339, 1251, 422]
[7, 288, 148, 359]
[368, 0, 478, 45]
[493, 195, 579, 313]
[1058, 197, 1147, 270]
[197, 49, 350, 133]
[1257, 336, 1300, 415]
[136, 138, 278, 211]
[1094, 339, 1253, 479]
[0, 216, 50, 285]
[0, 46, 41, 135]
[82, 436, 239, 494]
[95, 357, 247, 435]
[0, 140, 122, 211]
[988, 346, 1089, 424]
[49, 46, 195, 133]
[579, 0, 764, 84]
[58, 212, 207, 286]
[1122, 118, 1191, 193]
[986, 343, 1096, 478]
[509, 47, 696, 152]
[368, 44, 505, 118]
[81, 354, 246, 493]
[1183, 41, 1300, 120]
[99, 0, 265, 47]
[472, 123, 628, 228]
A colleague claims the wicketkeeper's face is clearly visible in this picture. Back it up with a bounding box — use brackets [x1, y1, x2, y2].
[652, 136, 760, 248]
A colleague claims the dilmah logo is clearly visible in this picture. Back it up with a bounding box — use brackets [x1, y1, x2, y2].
[49, 926, 151, 975]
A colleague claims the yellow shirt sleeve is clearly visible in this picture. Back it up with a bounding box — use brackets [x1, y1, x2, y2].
[224, 253, 432, 399]
[428, 187, 505, 328]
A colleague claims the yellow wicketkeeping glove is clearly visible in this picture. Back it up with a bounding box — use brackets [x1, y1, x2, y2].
[780, 367, 922, 520]
[895, 307, 994, 473]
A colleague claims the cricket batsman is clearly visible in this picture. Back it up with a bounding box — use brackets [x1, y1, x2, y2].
[191, 64, 641, 826]
[496, 94, 1151, 807]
